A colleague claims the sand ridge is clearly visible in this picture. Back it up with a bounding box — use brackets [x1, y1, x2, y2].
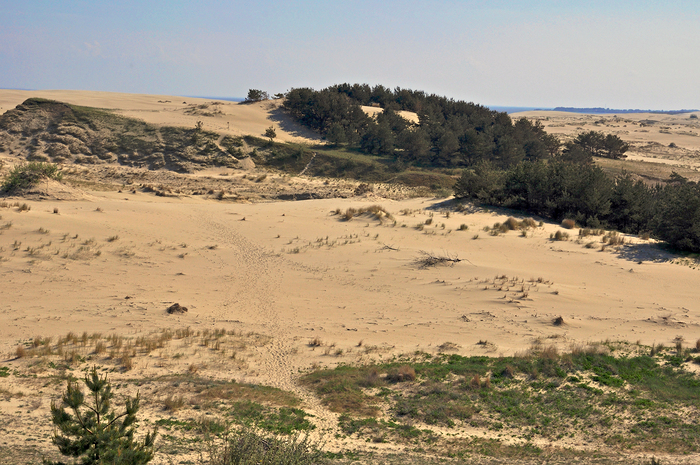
[0, 89, 322, 144]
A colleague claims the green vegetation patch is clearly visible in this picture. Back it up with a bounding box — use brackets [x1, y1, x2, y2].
[301, 345, 700, 453]
[227, 400, 315, 434]
[187, 378, 301, 408]
[1, 162, 62, 192]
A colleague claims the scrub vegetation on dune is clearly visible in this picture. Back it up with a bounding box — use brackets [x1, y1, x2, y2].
[302, 341, 700, 458]
[6, 327, 695, 464]
[0, 98, 231, 173]
[3, 87, 699, 253]
[1, 161, 62, 192]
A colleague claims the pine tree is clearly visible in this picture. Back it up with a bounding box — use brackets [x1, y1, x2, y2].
[47, 367, 156, 465]
[264, 126, 277, 142]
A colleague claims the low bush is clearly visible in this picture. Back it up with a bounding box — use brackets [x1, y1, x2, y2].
[561, 219, 576, 229]
[2, 162, 63, 192]
[208, 428, 326, 465]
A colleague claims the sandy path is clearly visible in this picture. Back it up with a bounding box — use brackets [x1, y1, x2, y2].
[185, 209, 339, 430]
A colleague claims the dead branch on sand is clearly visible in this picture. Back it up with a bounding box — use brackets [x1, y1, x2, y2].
[415, 250, 462, 268]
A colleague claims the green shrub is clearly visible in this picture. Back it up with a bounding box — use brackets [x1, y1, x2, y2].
[2, 162, 63, 192]
[46, 367, 156, 465]
[208, 427, 325, 465]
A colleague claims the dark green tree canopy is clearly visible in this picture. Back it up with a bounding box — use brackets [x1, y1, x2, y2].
[570, 130, 629, 159]
[455, 159, 700, 253]
[244, 89, 270, 103]
[283, 84, 558, 169]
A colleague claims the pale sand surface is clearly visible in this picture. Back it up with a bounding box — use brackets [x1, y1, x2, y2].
[362, 105, 420, 124]
[1, 90, 699, 463]
[1, 192, 697, 360]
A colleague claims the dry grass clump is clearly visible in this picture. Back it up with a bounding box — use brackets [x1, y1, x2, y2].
[94, 341, 106, 355]
[490, 217, 538, 235]
[336, 205, 393, 222]
[561, 219, 576, 229]
[163, 395, 186, 412]
[602, 231, 625, 246]
[675, 338, 684, 355]
[458, 223, 468, 231]
[579, 228, 604, 237]
[386, 365, 416, 383]
[551, 230, 570, 241]
[437, 341, 460, 352]
[650, 343, 664, 357]
[308, 337, 323, 347]
[360, 367, 382, 387]
[467, 373, 491, 390]
[15, 345, 27, 359]
[541, 345, 559, 360]
[504, 217, 520, 230]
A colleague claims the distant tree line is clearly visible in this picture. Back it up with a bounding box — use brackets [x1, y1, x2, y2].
[454, 161, 700, 253]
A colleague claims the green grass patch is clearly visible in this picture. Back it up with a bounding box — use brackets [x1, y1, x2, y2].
[301, 344, 700, 453]
[188, 378, 301, 408]
[227, 400, 314, 434]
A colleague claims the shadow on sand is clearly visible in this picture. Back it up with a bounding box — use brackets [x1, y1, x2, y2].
[268, 107, 323, 142]
[614, 242, 683, 264]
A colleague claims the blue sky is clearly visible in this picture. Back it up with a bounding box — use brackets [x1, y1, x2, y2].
[2, 1, 699, 109]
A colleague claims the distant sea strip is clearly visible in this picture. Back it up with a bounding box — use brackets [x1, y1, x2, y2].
[488, 106, 551, 114]
[186, 96, 245, 102]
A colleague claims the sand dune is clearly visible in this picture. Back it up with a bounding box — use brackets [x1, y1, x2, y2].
[1, 90, 699, 463]
[0, 89, 322, 144]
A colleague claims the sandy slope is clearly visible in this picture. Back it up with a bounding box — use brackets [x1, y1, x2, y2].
[0, 89, 322, 144]
[1, 193, 697, 360]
